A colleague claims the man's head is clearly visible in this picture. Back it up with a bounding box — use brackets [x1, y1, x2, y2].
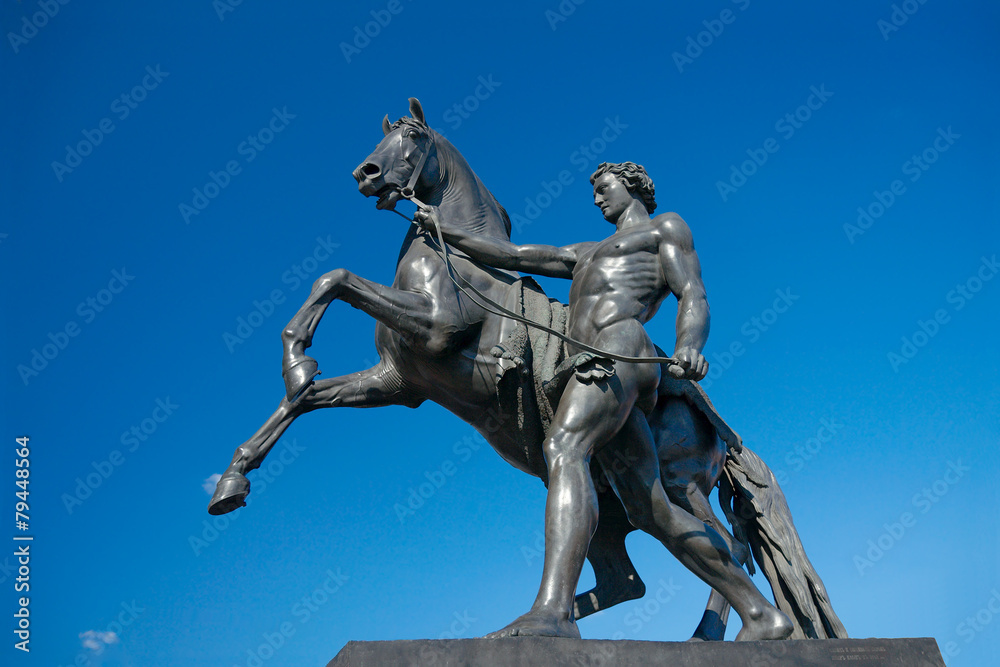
[589, 162, 656, 222]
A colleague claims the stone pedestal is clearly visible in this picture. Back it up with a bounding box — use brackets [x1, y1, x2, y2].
[328, 636, 945, 666]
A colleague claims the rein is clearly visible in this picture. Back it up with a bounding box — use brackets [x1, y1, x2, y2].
[388, 191, 682, 370]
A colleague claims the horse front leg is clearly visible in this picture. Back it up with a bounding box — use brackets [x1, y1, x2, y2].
[281, 268, 435, 401]
[208, 362, 421, 515]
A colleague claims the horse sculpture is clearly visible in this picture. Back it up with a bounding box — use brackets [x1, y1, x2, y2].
[209, 98, 845, 641]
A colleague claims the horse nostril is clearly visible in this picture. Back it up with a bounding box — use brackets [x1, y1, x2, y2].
[361, 163, 381, 178]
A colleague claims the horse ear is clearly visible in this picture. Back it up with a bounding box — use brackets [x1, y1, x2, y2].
[408, 98, 425, 125]
[382, 114, 392, 136]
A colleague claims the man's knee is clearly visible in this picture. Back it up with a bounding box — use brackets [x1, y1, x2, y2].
[542, 431, 590, 468]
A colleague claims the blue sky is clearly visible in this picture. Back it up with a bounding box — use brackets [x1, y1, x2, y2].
[2, 1, 998, 665]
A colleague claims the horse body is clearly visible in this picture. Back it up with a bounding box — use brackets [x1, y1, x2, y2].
[209, 99, 843, 641]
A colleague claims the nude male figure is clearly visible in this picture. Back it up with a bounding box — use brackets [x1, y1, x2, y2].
[414, 162, 792, 640]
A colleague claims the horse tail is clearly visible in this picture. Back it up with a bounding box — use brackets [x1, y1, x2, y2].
[720, 444, 848, 639]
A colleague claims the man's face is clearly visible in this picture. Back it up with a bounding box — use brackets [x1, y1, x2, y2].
[593, 172, 634, 223]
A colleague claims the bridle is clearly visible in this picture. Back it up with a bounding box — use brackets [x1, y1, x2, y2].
[397, 123, 432, 201]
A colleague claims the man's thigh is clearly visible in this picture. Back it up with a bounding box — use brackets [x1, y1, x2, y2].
[549, 372, 635, 450]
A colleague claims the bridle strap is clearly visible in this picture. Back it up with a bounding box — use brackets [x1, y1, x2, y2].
[400, 130, 432, 200]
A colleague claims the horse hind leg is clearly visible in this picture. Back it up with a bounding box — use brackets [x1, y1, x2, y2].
[209, 362, 419, 515]
[678, 482, 749, 641]
[573, 485, 644, 620]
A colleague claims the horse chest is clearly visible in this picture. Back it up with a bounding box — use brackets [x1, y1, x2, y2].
[392, 241, 449, 292]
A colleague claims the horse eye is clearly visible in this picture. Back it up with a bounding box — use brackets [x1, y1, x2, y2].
[406, 130, 419, 139]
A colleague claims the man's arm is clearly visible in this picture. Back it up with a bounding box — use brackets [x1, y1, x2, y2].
[655, 212, 710, 380]
[413, 206, 583, 279]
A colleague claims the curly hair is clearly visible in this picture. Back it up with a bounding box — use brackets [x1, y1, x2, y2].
[589, 162, 656, 214]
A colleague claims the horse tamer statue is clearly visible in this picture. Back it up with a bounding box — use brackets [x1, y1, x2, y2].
[209, 98, 846, 642]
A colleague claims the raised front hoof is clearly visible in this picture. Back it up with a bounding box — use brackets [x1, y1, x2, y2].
[734, 608, 794, 641]
[282, 356, 321, 403]
[208, 472, 250, 515]
[484, 611, 581, 639]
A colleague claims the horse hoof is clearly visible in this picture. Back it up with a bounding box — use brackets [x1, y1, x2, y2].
[208, 471, 250, 515]
[282, 356, 321, 403]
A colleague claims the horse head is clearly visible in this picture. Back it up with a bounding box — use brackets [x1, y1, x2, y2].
[353, 98, 440, 212]
[354, 98, 511, 239]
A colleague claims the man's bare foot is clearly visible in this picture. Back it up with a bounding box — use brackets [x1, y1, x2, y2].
[484, 610, 581, 639]
[734, 606, 793, 641]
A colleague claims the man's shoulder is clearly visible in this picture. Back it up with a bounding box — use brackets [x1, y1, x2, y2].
[651, 212, 694, 250]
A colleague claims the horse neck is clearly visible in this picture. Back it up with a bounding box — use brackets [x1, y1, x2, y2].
[422, 137, 510, 241]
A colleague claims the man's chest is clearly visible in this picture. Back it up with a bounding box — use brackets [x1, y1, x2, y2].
[577, 227, 659, 271]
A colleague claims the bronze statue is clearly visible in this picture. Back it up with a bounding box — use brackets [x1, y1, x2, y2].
[413, 161, 792, 640]
[209, 98, 845, 642]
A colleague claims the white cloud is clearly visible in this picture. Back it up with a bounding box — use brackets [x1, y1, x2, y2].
[79, 630, 119, 651]
[203, 473, 222, 496]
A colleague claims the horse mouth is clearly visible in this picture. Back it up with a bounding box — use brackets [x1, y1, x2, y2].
[375, 184, 402, 211]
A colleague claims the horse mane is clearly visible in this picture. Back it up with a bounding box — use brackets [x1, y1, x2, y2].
[492, 193, 512, 238]
[392, 116, 511, 239]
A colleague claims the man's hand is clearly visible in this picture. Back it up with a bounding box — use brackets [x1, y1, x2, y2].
[669, 347, 708, 381]
[413, 205, 443, 236]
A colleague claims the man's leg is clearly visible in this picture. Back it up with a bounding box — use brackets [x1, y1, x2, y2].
[598, 410, 793, 641]
[486, 373, 638, 638]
